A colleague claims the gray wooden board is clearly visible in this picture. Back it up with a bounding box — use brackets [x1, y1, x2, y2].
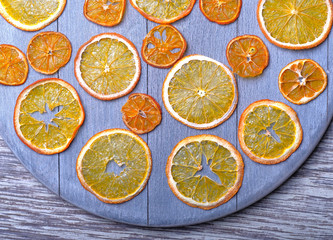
[0, 0, 331, 227]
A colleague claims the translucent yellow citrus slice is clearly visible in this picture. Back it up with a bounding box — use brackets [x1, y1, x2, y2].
[76, 129, 152, 204]
[166, 135, 244, 210]
[74, 33, 141, 100]
[162, 55, 238, 129]
[238, 100, 303, 164]
[0, 0, 66, 31]
[257, 0, 333, 49]
[14, 78, 85, 155]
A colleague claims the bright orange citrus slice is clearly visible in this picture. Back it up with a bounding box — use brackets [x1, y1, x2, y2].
[76, 129, 152, 204]
[142, 25, 187, 68]
[27, 31, 72, 75]
[74, 33, 141, 100]
[279, 59, 327, 105]
[238, 100, 303, 165]
[14, 78, 85, 155]
[257, 0, 333, 49]
[226, 35, 269, 78]
[84, 0, 126, 27]
[121, 93, 162, 134]
[0, 0, 66, 31]
[166, 135, 244, 210]
[0, 44, 28, 86]
[200, 0, 242, 24]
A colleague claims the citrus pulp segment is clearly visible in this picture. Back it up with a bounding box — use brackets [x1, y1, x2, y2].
[76, 129, 152, 204]
[162, 55, 238, 129]
[166, 135, 244, 210]
[74, 33, 141, 100]
[142, 25, 187, 68]
[257, 0, 333, 49]
[238, 100, 303, 164]
[0, 44, 28, 86]
[226, 35, 269, 78]
[0, 0, 66, 31]
[200, 0, 242, 24]
[279, 59, 327, 105]
[14, 78, 85, 155]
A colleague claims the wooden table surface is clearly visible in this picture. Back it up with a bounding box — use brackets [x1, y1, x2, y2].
[0, 121, 332, 239]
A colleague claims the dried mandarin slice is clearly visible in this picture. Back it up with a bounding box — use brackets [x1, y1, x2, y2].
[200, 0, 242, 24]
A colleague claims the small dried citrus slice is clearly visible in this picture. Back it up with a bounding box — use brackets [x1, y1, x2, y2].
[121, 93, 162, 134]
[162, 55, 238, 129]
[200, 0, 242, 24]
[142, 25, 187, 68]
[279, 59, 327, 105]
[166, 135, 244, 210]
[0, 0, 66, 31]
[226, 35, 269, 78]
[84, 0, 125, 27]
[0, 44, 28, 86]
[75, 33, 141, 100]
[76, 129, 152, 204]
[238, 100, 303, 165]
[130, 0, 195, 24]
[27, 32, 72, 75]
[14, 78, 85, 155]
[257, 0, 333, 49]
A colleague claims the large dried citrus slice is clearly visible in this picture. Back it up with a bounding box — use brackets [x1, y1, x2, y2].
[76, 129, 152, 204]
[162, 55, 238, 129]
[0, 0, 66, 31]
[279, 59, 327, 105]
[257, 0, 333, 49]
[84, 0, 125, 27]
[0, 44, 28, 86]
[226, 35, 269, 78]
[142, 25, 187, 68]
[200, 0, 242, 24]
[130, 0, 195, 24]
[166, 135, 244, 210]
[27, 32, 72, 75]
[121, 93, 162, 134]
[75, 33, 141, 100]
[238, 100, 303, 165]
[14, 78, 85, 155]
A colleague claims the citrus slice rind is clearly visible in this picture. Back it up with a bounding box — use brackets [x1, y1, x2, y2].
[257, 0, 333, 50]
[238, 100, 303, 165]
[0, 0, 66, 31]
[162, 55, 238, 130]
[74, 33, 141, 101]
[279, 59, 327, 105]
[76, 129, 152, 204]
[166, 135, 244, 210]
[14, 78, 85, 155]
[0, 44, 29, 86]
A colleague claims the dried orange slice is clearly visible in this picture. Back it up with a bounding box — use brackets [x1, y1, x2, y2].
[166, 135, 244, 210]
[142, 25, 187, 69]
[238, 100, 303, 165]
[162, 55, 238, 129]
[75, 33, 141, 100]
[257, 0, 333, 49]
[27, 32, 72, 75]
[0, 0, 66, 31]
[130, 0, 195, 24]
[200, 0, 242, 24]
[0, 44, 28, 86]
[84, 0, 126, 27]
[226, 35, 269, 78]
[121, 93, 162, 134]
[76, 129, 152, 204]
[279, 59, 327, 105]
[14, 78, 85, 155]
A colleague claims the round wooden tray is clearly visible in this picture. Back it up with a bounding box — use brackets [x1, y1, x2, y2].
[0, 1, 332, 227]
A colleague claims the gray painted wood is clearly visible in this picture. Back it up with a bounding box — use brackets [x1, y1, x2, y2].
[0, 0, 332, 227]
